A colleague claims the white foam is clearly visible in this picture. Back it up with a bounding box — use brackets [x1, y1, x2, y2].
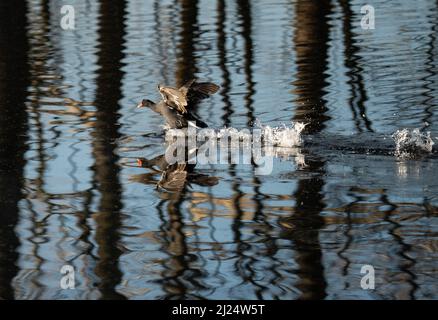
[392, 128, 434, 158]
[164, 119, 306, 148]
[254, 119, 306, 147]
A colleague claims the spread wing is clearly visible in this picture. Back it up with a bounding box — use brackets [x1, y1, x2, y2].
[187, 82, 220, 102]
[161, 80, 219, 113]
[178, 79, 196, 96]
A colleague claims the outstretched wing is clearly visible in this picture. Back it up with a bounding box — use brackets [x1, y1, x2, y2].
[187, 82, 220, 102]
[178, 79, 196, 96]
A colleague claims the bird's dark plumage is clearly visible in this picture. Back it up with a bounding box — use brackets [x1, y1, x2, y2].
[137, 99, 208, 129]
[157, 79, 220, 114]
[136, 152, 219, 192]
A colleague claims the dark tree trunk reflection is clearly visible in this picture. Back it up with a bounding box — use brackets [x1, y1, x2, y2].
[92, 0, 127, 300]
[175, 0, 199, 87]
[283, 0, 333, 299]
[339, 0, 373, 132]
[0, 0, 29, 300]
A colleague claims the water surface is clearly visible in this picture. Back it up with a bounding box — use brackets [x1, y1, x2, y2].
[0, 0, 437, 299]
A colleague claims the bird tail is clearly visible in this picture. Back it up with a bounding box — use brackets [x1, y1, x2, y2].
[188, 120, 208, 129]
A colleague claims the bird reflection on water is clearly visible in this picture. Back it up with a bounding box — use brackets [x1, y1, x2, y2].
[134, 147, 219, 192]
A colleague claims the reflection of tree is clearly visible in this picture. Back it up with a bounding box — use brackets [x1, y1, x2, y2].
[153, 0, 178, 84]
[381, 194, 418, 299]
[3, 0, 99, 299]
[226, 0, 279, 299]
[339, 0, 373, 132]
[337, 188, 355, 288]
[175, 0, 199, 87]
[92, 0, 127, 299]
[238, 0, 256, 128]
[281, 157, 327, 299]
[24, 0, 100, 298]
[155, 192, 210, 299]
[215, 0, 302, 298]
[216, 0, 233, 128]
[281, 0, 333, 299]
[419, 0, 438, 130]
[0, 0, 29, 300]
[331, 186, 428, 299]
[292, 0, 331, 134]
[19, 0, 53, 299]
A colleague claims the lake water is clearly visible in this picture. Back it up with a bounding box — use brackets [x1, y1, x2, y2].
[0, 0, 437, 299]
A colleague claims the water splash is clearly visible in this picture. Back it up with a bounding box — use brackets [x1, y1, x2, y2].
[392, 128, 434, 158]
[254, 119, 306, 147]
[164, 120, 306, 148]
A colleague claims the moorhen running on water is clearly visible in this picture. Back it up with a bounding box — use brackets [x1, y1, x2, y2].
[137, 79, 220, 129]
[137, 99, 208, 129]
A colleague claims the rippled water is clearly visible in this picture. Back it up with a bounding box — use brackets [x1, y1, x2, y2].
[0, 0, 437, 299]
